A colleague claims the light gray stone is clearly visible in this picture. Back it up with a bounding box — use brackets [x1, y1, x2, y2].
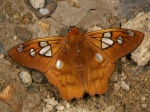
[30, 0, 45, 9]
[39, 8, 49, 15]
[103, 106, 116, 112]
[56, 105, 65, 111]
[44, 97, 58, 106]
[122, 12, 150, 66]
[120, 81, 130, 91]
[13, 35, 17, 40]
[46, 104, 53, 111]
[87, 25, 102, 32]
[19, 71, 32, 84]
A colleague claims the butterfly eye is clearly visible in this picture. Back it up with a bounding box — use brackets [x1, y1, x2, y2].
[95, 53, 103, 62]
[68, 27, 72, 32]
[68, 26, 79, 32]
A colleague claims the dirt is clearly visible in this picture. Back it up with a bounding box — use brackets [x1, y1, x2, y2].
[0, 0, 150, 112]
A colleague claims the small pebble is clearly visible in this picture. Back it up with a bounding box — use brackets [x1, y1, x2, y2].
[30, 0, 45, 9]
[103, 106, 116, 112]
[121, 72, 127, 81]
[4, 60, 12, 66]
[114, 83, 120, 93]
[66, 103, 71, 109]
[110, 71, 118, 82]
[141, 104, 147, 108]
[21, 12, 33, 25]
[0, 43, 4, 53]
[76, 107, 89, 112]
[31, 70, 47, 83]
[109, 16, 121, 28]
[141, 96, 146, 101]
[41, 90, 48, 97]
[121, 57, 127, 63]
[44, 97, 58, 106]
[0, 53, 4, 58]
[87, 26, 102, 32]
[46, 104, 53, 111]
[26, 84, 40, 94]
[12, 12, 20, 20]
[13, 35, 17, 40]
[15, 26, 33, 41]
[19, 71, 32, 84]
[39, 8, 49, 15]
[25, 0, 57, 19]
[120, 81, 130, 91]
[43, 108, 49, 112]
[0, 14, 6, 22]
[38, 21, 50, 33]
[68, 0, 79, 8]
[56, 105, 65, 111]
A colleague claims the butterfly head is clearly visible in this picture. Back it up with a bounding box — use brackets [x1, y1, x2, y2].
[67, 26, 85, 44]
[68, 26, 79, 32]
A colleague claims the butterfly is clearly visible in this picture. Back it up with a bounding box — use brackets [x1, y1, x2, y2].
[9, 26, 144, 100]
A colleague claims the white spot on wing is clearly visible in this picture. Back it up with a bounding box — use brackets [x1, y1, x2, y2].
[103, 32, 111, 38]
[17, 48, 23, 53]
[19, 44, 23, 48]
[102, 38, 114, 48]
[127, 29, 134, 37]
[117, 36, 123, 44]
[102, 38, 113, 45]
[39, 41, 53, 57]
[45, 50, 52, 57]
[30, 49, 34, 53]
[56, 60, 63, 69]
[30, 48, 36, 57]
[40, 41, 48, 47]
[95, 53, 103, 62]
[39, 45, 51, 55]
[17, 44, 24, 53]
[102, 43, 109, 49]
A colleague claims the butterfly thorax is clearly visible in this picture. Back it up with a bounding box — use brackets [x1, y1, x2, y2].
[66, 28, 86, 73]
[67, 28, 85, 44]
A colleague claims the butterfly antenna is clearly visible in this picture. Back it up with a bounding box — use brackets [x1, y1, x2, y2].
[46, 15, 69, 28]
[76, 9, 96, 27]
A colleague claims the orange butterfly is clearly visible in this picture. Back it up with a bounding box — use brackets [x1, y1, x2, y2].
[9, 26, 144, 100]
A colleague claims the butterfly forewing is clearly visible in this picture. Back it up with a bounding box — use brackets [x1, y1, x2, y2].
[85, 29, 144, 63]
[9, 37, 65, 73]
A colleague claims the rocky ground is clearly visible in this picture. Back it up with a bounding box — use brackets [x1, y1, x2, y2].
[0, 0, 150, 112]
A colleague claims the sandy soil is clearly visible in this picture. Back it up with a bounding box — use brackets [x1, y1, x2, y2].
[0, 0, 149, 112]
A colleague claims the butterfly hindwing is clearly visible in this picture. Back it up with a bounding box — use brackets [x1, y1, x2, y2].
[79, 41, 115, 96]
[45, 59, 85, 100]
[85, 28, 144, 63]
